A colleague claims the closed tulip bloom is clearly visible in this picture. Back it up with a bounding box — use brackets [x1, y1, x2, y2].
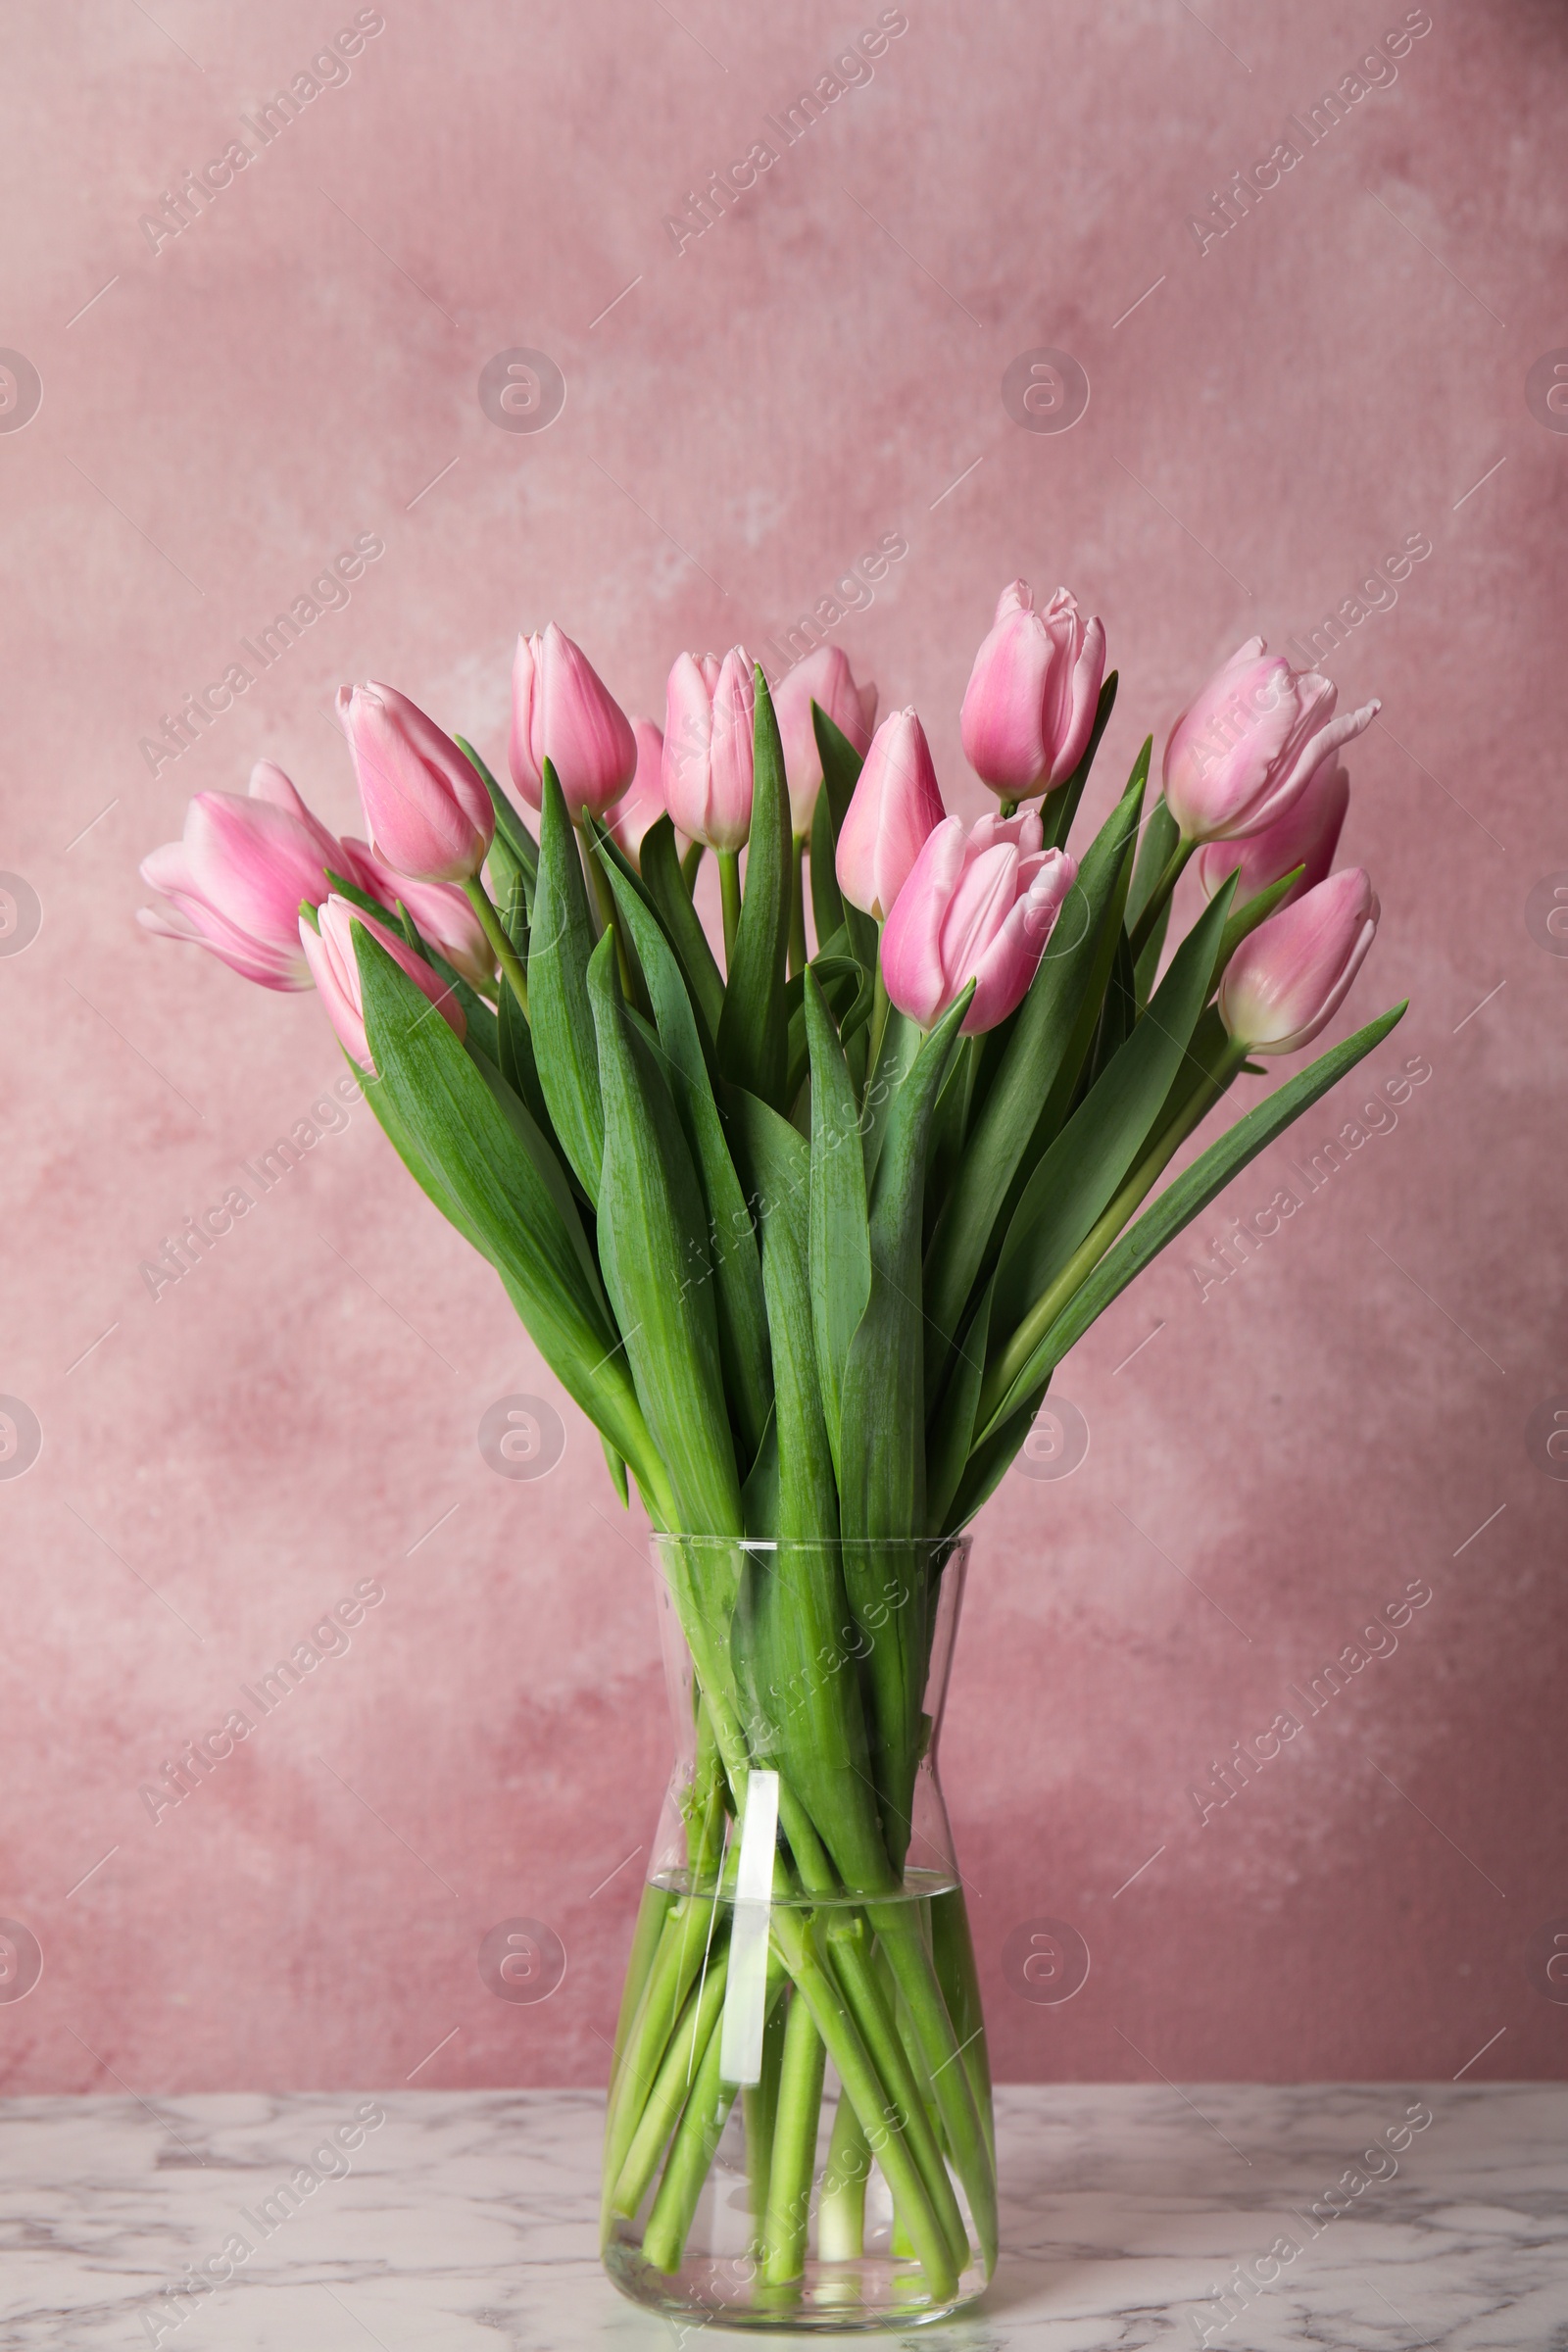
[881, 808, 1078, 1035]
[835, 708, 947, 921]
[1163, 637, 1378, 845]
[1196, 750, 1350, 908]
[510, 621, 638, 819]
[772, 645, 878, 839]
[338, 681, 494, 883]
[138, 763, 349, 989]
[1219, 867, 1379, 1055]
[662, 648, 756, 852]
[959, 580, 1106, 799]
[341, 838, 497, 990]
[607, 717, 672, 867]
[301, 896, 466, 1074]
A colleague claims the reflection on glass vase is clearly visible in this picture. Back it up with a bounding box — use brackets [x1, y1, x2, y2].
[602, 1536, 995, 2332]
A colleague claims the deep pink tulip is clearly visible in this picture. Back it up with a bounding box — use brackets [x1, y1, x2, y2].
[341, 838, 497, 990]
[662, 648, 756, 853]
[608, 718, 673, 866]
[1196, 749, 1350, 908]
[772, 645, 878, 840]
[834, 709, 947, 921]
[881, 808, 1078, 1035]
[301, 896, 466, 1074]
[1163, 637, 1378, 845]
[510, 622, 638, 819]
[1218, 867, 1379, 1055]
[138, 762, 348, 990]
[338, 682, 494, 883]
[959, 580, 1106, 799]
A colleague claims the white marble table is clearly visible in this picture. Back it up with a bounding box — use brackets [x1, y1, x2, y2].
[2, 2084, 1563, 2348]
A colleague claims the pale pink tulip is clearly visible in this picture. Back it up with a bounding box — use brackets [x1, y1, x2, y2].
[341, 838, 496, 990]
[608, 718, 672, 867]
[662, 648, 756, 852]
[1196, 750, 1350, 908]
[509, 622, 638, 818]
[1163, 637, 1378, 845]
[881, 809, 1078, 1035]
[1218, 867, 1379, 1055]
[772, 645, 878, 839]
[959, 580, 1105, 799]
[834, 709, 946, 921]
[301, 896, 466, 1074]
[337, 682, 493, 883]
[138, 764, 349, 990]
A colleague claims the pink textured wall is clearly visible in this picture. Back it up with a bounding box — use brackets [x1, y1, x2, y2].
[1, 0, 1564, 2097]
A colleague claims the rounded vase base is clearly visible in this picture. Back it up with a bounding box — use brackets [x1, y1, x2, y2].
[604, 2226, 991, 2332]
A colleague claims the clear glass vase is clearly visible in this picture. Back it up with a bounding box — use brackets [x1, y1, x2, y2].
[602, 1535, 995, 2332]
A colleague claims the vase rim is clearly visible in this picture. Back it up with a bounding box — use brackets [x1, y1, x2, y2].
[651, 1532, 973, 1554]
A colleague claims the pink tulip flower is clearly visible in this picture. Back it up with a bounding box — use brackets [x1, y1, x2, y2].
[959, 580, 1106, 800]
[834, 709, 947, 921]
[607, 717, 673, 867]
[1163, 637, 1378, 845]
[772, 645, 878, 840]
[138, 763, 349, 990]
[338, 682, 494, 883]
[510, 622, 638, 819]
[1218, 867, 1379, 1055]
[341, 838, 497, 990]
[881, 808, 1079, 1035]
[662, 648, 756, 853]
[1196, 749, 1350, 909]
[301, 896, 466, 1074]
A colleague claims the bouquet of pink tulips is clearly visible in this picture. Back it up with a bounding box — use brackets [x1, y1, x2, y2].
[141, 584, 1400, 2315]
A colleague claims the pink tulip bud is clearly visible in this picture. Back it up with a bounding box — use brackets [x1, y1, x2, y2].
[138, 763, 348, 990]
[1218, 867, 1379, 1055]
[1163, 637, 1378, 845]
[959, 580, 1106, 799]
[338, 681, 494, 884]
[509, 621, 638, 819]
[772, 645, 878, 839]
[1196, 749, 1350, 909]
[834, 709, 947, 921]
[662, 648, 756, 852]
[341, 838, 497, 990]
[608, 717, 673, 867]
[301, 896, 466, 1074]
[881, 808, 1079, 1036]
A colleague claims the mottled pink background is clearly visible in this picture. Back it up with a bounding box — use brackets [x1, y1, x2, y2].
[1, 0, 1563, 2099]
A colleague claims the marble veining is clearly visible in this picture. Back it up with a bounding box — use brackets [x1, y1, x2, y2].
[0, 2083, 1562, 2349]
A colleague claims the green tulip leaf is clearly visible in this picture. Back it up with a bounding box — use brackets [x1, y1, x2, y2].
[529, 762, 605, 1206]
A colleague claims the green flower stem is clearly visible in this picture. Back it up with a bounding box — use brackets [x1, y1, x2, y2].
[979, 1036, 1247, 1430]
[614, 1936, 733, 2220]
[929, 1888, 995, 2172]
[788, 836, 808, 980]
[865, 956, 890, 1094]
[461, 873, 529, 1018]
[816, 2082, 872, 2261]
[744, 1994, 788, 2246]
[1126, 835, 1195, 966]
[718, 849, 743, 969]
[610, 1884, 675, 2080]
[825, 1915, 971, 2275]
[640, 1952, 779, 2276]
[869, 1908, 997, 2271]
[760, 1990, 828, 2281]
[576, 818, 643, 1007]
[767, 1906, 958, 2305]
